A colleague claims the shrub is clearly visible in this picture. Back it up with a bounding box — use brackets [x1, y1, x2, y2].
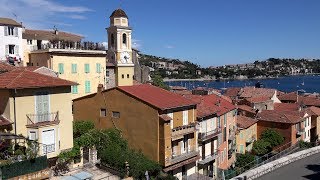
[73, 121, 95, 138]
[260, 128, 284, 148]
[252, 139, 272, 156]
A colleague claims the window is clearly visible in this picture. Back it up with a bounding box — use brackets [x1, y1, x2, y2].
[183, 110, 188, 125]
[84, 64, 90, 73]
[96, 63, 101, 73]
[168, 112, 173, 129]
[111, 34, 115, 46]
[217, 117, 221, 128]
[122, 74, 124, 79]
[308, 130, 310, 137]
[8, 26, 14, 36]
[27, 39, 32, 45]
[122, 33, 127, 45]
[58, 63, 64, 74]
[112, 111, 120, 118]
[304, 120, 307, 127]
[106, 70, 110, 77]
[85, 81, 91, 93]
[8, 45, 15, 54]
[127, 74, 129, 78]
[100, 108, 107, 117]
[71, 64, 77, 73]
[240, 145, 244, 153]
[29, 131, 37, 141]
[72, 85, 78, 94]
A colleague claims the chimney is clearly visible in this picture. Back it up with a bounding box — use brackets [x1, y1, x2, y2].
[97, 84, 104, 93]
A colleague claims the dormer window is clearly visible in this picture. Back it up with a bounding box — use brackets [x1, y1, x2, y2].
[122, 33, 127, 46]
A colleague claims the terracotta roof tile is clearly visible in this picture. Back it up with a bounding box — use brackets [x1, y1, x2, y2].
[305, 106, 320, 116]
[118, 84, 196, 110]
[224, 87, 241, 97]
[0, 62, 15, 73]
[0, 69, 77, 89]
[110, 9, 128, 18]
[184, 94, 236, 118]
[237, 105, 256, 114]
[278, 92, 297, 102]
[257, 110, 308, 124]
[159, 114, 172, 121]
[246, 96, 272, 103]
[0, 18, 22, 27]
[237, 115, 257, 129]
[240, 87, 276, 99]
[274, 103, 300, 111]
[23, 29, 83, 42]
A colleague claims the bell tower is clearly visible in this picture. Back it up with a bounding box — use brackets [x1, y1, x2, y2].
[107, 9, 134, 86]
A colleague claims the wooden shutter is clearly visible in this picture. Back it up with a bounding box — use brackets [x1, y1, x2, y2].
[15, 45, 19, 55]
[4, 27, 8, 36]
[5, 45, 9, 55]
[14, 27, 18, 37]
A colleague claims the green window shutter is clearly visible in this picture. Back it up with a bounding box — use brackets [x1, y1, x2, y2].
[72, 85, 78, 94]
[72, 64, 77, 73]
[58, 63, 64, 74]
[85, 64, 90, 73]
[85, 81, 91, 93]
[96, 63, 101, 73]
[240, 145, 244, 153]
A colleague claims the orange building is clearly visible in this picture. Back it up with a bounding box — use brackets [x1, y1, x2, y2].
[184, 94, 237, 177]
[73, 84, 199, 179]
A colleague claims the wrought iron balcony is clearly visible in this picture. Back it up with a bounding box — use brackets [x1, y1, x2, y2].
[43, 144, 55, 154]
[171, 123, 196, 141]
[26, 111, 59, 127]
[198, 127, 222, 142]
[198, 151, 218, 165]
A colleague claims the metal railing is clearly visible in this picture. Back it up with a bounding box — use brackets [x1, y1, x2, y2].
[199, 127, 222, 141]
[198, 151, 218, 165]
[27, 111, 59, 125]
[224, 141, 299, 179]
[168, 149, 198, 165]
[43, 144, 55, 154]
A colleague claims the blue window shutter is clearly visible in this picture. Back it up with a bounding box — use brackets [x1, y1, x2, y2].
[85, 64, 90, 73]
[85, 81, 90, 93]
[72, 85, 78, 94]
[72, 64, 77, 73]
[96, 63, 101, 73]
[58, 63, 64, 74]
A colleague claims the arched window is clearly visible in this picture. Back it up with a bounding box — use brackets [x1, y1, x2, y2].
[111, 34, 114, 46]
[122, 33, 127, 45]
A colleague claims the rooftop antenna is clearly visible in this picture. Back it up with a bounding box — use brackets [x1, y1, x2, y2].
[12, 13, 17, 21]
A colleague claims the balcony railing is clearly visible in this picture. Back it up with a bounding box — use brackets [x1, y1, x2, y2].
[296, 127, 305, 136]
[198, 127, 222, 142]
[246, 136, 256, 144]
[171, 123, 196, 140]
[43, 144, 55, 154]
[198, 151, 218, 165]
[167, 150, 198, 165]
[27, 111, 59, 126]
[228, 128, 236, 141]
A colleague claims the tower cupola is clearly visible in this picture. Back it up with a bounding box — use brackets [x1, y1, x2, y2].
[110, 9, 128, 27]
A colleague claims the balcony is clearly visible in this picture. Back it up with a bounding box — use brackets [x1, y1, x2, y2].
[26, 111, 59, 127]
[198, 151, 218, 165]
[296, 128, 305, 136]
[246, 136, 256, 144]
[166, 150, 199, 166]
[198, 127, 222, 142]
[171, 124, 196, 141]
[43, 144, 55, 154]
[228, 128, 236, 141]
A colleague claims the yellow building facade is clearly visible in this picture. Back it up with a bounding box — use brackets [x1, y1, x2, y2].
[236, 116, 258, 154]
[28, 49, 107, 99]
[0, 69, 75, 159]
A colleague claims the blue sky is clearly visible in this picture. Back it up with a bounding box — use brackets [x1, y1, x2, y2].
[1, 0, 320, 67]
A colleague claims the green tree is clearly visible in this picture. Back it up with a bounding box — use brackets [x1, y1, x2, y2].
[73, 121, 95, 138]
[235, 153, 255, 170]
[252, 139, 271, 156]
[151, 74, 170, 90]
[260, 128, 284, 147]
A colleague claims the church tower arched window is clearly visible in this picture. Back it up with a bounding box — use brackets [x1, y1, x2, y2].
[111, 34, 115, 46]
[122, 33, 127, 46]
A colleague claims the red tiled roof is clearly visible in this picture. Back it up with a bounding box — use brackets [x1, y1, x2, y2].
[300, 96, 320, 107]
[23, 29, 83, 42]
[237, 115, 257, 129]
[0, 115, 12, 126]
[246, 96, 272, 103]
[305, 106, 320, 116]
[184, 94, 236, 118]
[224, 87, 241, 97]
[118, 84, 196, 110]
[0, 62, 15, 73]
[0, 69, 77, 89]
[240, 87, 275, 99]
[237, 104, 256, 114]
[172, 90, 192, 95]
[278, 92, 297, 102]
[274, 103, 300, 111]
[257, 110, 308, 124]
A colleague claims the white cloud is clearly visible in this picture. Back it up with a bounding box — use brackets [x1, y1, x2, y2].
[0, 0, 92, 29]
[165, 45, 175, 49]
[132, 39, 142, 49]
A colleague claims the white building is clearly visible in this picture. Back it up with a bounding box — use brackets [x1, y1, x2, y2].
[0, 18, 23, 63]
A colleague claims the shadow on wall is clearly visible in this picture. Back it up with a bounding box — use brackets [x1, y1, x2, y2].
[303, 164, 320, 179]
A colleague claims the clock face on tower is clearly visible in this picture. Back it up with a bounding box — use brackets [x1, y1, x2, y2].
[120, 51, 131, 63]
